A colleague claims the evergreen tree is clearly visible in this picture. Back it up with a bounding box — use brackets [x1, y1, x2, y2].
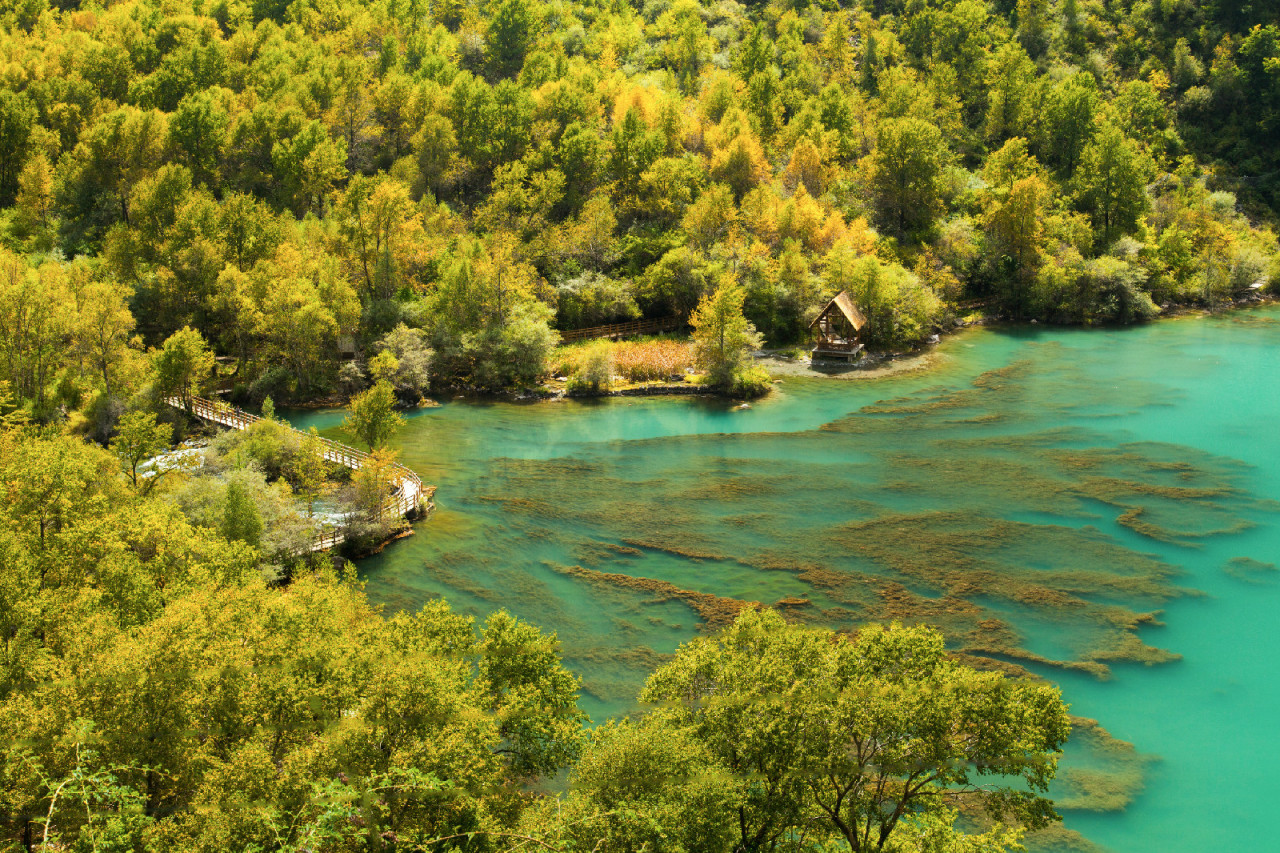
[1075, 124, 1150, 250]
[487, 0, 537, 79]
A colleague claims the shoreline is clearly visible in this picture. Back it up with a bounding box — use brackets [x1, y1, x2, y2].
[281, 294, 1277, 409]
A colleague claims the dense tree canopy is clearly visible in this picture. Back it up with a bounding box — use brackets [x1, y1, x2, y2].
[555, 609, 1070, 853]
[0, 0, 1275, 418]
[0, 421, 590, 850]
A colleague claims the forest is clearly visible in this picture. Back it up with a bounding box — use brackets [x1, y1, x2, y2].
[1, 0, 1280, 416]
[2, 0, 1280, 848]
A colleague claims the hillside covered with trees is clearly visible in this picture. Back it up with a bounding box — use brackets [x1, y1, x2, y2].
[2, 0, 1280, 415]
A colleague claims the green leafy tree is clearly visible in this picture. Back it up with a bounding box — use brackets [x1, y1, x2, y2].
[478, 610, 588, 777]
[845, 256, 942, 349]
[10, 722, 154, 851]
[870, 117, 949, 240]
[609, 108, 664, 203]
[1061, 0, 1086, 55]
[468, 301, 559, 390]
[337, 174, 424, 300]
[0, 431, 122, 551]
[167, 90, 229, 189]
[0, 90, 35, 203]
[737, 24, 775, 81]
[1016, 0, 1050, 56]
[376, 323, 433, 399]
[153, 326, 214, 412]
[487, 0, 537, 79]
[57, 107, 168, 243]
[349, 445, 399, 532]
[345, 380, 403, 450]
[984, 42, 1036, 144]
[546, 717, 741, 853]
[15, 153, 55, 246]
[110, 411, 173, 494]
[1075, 124, 1150, 250]
[218, 192, 282, 273]
[641, 609, 1072, 853]
[270, 121, 346, 217]
[690, 277, 763, 389]
[74, 279, 137, 402]
[1038, 73, 1099, 177]
[290, 428, 332, 517]
[986, 175, 1050, 319]
[0, 255, 77, 416]
[220, 479, 262, 548]
[0, 542, 586, 849]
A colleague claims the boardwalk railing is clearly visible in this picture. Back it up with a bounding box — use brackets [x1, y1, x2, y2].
[558, 316, 685, 344]
[168, 396, 435, 555]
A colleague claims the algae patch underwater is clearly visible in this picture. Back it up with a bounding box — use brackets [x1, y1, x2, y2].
[337, 316, 1280, 852]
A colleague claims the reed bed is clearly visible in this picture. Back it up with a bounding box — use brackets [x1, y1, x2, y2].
[552, 338, 696, 383]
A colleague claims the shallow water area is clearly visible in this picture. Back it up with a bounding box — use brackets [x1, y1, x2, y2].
[289, 306, 1280, 853]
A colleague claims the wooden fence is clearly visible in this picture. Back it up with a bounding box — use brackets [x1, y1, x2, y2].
[558, 316, 685, 344]
[168, 396, 434, 555]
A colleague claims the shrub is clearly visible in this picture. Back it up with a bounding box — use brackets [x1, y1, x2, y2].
[248, 366, 294, 402]
[567, 343, 613, 393]
[728, 365, 771, 398]
[446, 302, 558, 391]
[213, 418, 300, 482]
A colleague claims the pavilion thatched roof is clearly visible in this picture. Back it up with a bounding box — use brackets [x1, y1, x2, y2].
[809, 291, 866, 332]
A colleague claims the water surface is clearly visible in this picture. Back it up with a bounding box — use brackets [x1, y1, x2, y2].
[291, 307, 1280, 852]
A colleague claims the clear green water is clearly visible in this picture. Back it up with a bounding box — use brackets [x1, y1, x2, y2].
[289, 306, 1280, 852]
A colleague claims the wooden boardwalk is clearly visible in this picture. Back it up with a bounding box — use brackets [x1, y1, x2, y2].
[169, 396, 435, 555]
[558, 316, 685, 344]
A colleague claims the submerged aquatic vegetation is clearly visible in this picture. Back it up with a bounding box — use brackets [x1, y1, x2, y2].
[348, 322, 1280, 849]
[439, 360, 1262, 707]
[551, 563, 760, 629]
[468, 355, 1263, 683]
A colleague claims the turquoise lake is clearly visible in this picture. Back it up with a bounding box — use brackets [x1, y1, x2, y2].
[290, 306, 1280, 852]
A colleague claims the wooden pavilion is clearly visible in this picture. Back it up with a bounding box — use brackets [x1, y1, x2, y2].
[809, 291, 866, 361]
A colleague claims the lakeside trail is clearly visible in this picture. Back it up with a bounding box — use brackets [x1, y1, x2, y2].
[171, 396, 435, 554]
[757, 349, 942, 381]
